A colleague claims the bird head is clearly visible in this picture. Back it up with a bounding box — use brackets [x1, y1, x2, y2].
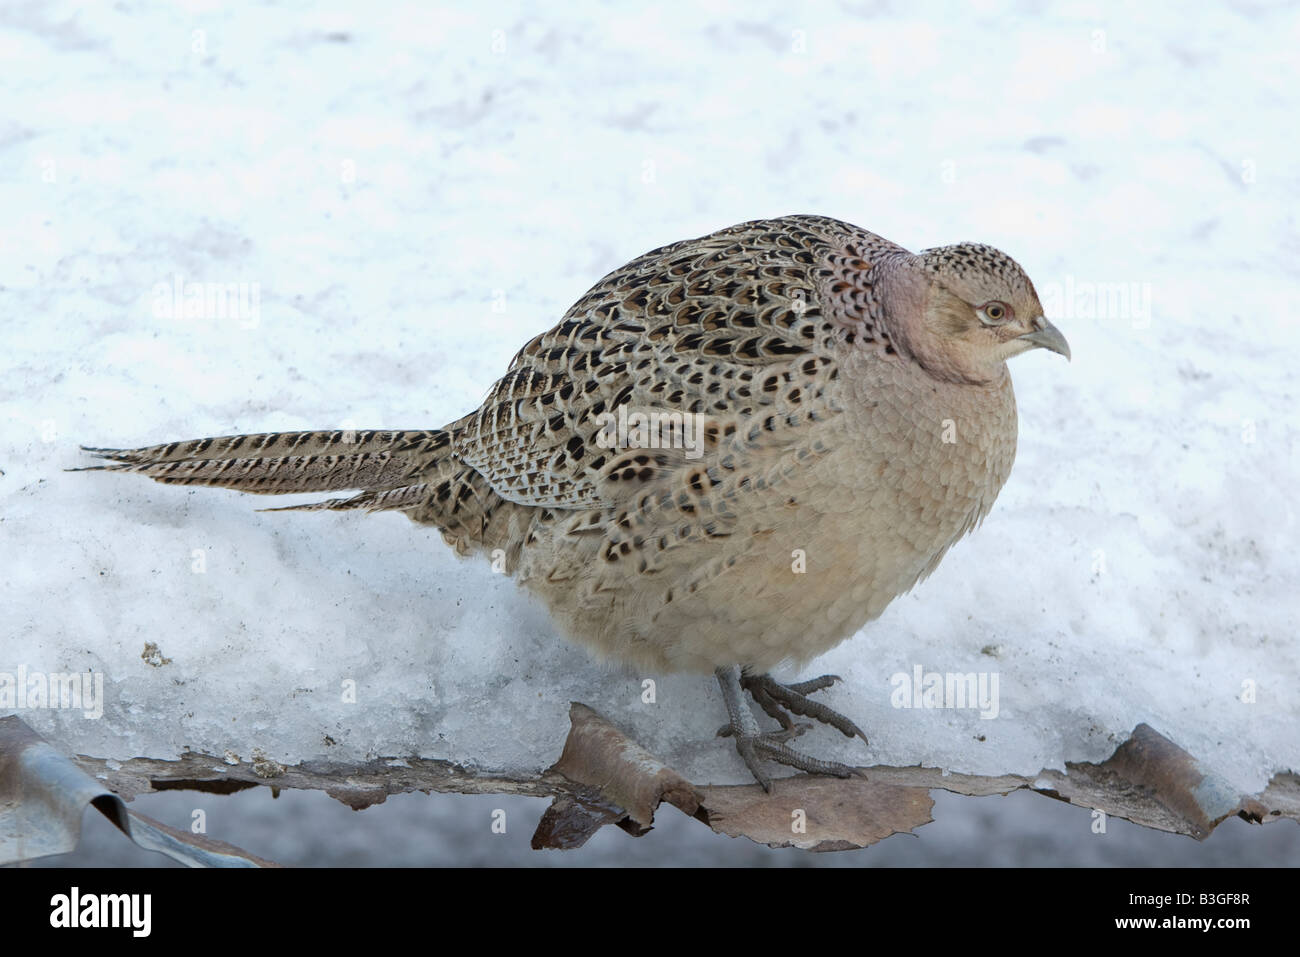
[886, 242, 1070, 384]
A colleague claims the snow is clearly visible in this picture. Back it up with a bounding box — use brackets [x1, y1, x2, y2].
[2, 1, 1296, 794]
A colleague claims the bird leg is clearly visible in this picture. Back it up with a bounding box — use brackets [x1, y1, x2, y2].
[714, 665, 865, 792]
[741, 672, 869, 743]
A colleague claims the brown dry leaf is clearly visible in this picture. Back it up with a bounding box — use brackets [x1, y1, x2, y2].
[1027, 723, 1272, 839]
[697, 776, 934, 851]
[532, 702, 702, 849]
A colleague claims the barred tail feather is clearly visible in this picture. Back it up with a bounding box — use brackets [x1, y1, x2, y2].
[81, 429, 437, 466]
[76, 429, 452, 498]
[78, 425, 526, 561]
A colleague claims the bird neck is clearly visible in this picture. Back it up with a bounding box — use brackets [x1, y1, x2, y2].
[872, 256, 1006, 386]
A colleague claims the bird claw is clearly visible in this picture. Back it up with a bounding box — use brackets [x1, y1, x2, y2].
[741, 672, 869, 744]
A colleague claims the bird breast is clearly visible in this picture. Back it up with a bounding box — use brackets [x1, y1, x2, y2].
[522, 345, 1018, 675]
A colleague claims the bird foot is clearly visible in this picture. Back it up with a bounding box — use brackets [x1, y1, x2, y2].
[714, 666, 868, 792]
[741, 672, 870, 743]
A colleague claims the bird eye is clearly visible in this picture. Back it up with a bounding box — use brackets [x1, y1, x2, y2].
[979, 301, 1012, 324]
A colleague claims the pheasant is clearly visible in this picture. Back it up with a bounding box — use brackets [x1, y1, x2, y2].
[81, 215, 1069, 790]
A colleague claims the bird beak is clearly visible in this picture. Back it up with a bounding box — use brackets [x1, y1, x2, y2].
[1017, 317, 1071, 360]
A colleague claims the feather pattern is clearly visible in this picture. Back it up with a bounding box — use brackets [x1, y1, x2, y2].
[83, 214, 1065, 675]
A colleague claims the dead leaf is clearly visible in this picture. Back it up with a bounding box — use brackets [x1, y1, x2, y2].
[697, 775, 934, 851]
[532, 702, 702, 849]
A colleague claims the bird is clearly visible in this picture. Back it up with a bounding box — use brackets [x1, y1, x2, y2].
[79, 214, 1069, 790]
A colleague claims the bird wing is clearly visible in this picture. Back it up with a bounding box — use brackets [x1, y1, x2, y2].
[455, 214, 906, 511]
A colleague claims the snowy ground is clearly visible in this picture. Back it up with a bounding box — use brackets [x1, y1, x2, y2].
[2, 2, 1297, 863]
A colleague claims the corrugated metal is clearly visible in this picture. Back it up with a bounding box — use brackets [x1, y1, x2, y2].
[0, 716, 274, 867]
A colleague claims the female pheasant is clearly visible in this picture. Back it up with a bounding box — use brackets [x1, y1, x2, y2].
[83, 215, 1069, 789]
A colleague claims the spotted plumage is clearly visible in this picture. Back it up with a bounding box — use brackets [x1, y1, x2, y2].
[82, 214, 1069, 785]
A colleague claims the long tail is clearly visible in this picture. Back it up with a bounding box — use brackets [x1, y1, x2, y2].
[74, 429, 453, 513]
